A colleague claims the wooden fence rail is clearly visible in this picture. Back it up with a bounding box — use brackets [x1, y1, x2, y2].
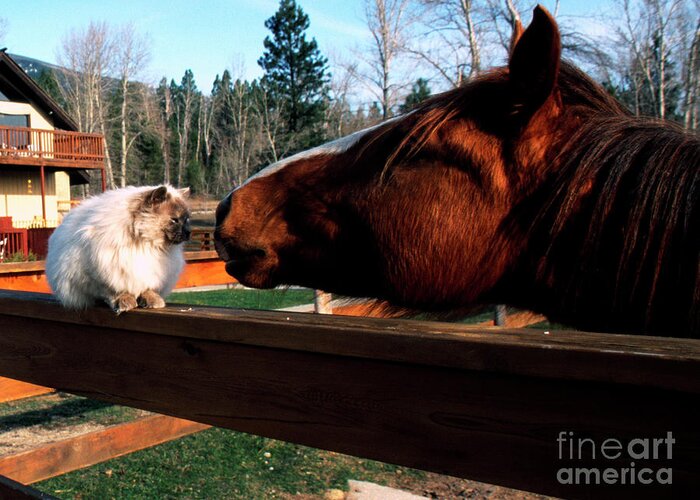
[0, 290, 698, 498]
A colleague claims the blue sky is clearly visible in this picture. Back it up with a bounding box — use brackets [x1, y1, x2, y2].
[1, 1, 612, 94]
[1, 0, 369, 92]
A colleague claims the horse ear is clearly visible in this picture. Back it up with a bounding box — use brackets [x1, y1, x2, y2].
[509, 19, 524, 55]
[508, 5, 561, 116]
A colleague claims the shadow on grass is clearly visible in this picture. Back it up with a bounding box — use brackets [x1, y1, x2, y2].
[0, 397, 113, 432]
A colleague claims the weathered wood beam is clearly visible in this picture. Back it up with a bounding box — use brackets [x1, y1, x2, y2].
[0, 290, 698, 498]
[0, 378, 51, 403]
[0, 415, 208, 484]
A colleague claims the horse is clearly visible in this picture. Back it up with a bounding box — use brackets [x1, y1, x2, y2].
[215, 6, 699, 338]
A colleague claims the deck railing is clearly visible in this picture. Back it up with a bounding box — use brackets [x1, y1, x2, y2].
[10, 219, 58, 229]
[0, 125, 104, 168]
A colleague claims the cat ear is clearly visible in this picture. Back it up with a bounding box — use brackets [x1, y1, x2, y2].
[144, 186, 169, 206]
[178, 187, 191, 198]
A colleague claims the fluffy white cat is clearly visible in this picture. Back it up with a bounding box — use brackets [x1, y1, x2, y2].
[46, 185, 191, 313]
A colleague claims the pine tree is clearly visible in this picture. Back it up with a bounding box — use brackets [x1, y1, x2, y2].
[171, 70, 201, 187]
[368, 102, 383, 122]
[258, 0, 330, 151]
[400, 78, 431, 113]
[35, 69, 67, 109]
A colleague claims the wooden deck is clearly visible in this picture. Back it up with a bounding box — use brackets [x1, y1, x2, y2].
[0, 289, 698, 498]
[0, 125, 104, 170]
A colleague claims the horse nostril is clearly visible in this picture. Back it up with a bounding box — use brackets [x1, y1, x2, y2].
[214, 239, 230, 261]
[214, 239, 267, 263]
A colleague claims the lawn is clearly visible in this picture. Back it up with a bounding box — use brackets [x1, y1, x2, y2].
[37, 428, 427, 499]
[169, 287, 315, 310]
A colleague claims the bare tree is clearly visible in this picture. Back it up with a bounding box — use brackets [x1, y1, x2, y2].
[256, 86, 285, 165]
[681, 12, 700, 128]
[201, 93, 215, 174]
[229, 81, 260, 187]
[362, 0, 412, 119]
[152, 78, 174, 185]
[57, 22, 117, 189]
[504, 0, 522, 27]
[114, 24, 150, 187]
[484, 0, 523, 54]
[173, 71, 198, 187]
[618, 0, 686, 119]
[326, 54, 368, 138]
[408, 0, 486, 87]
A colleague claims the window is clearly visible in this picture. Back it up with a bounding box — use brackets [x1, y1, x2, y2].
[0, 113, 30, 149]
[0, 113, 30, 127]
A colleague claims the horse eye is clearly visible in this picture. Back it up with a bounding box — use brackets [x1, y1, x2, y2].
[170, 217, 179, 224]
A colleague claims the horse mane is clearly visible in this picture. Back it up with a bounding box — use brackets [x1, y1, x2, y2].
[366, 62, 629, 179]
[533, 113, 700, 334]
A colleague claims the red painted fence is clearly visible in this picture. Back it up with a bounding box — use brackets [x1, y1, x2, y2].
[0, 218, 54, 261]
[0, 223, 28, 261]
[26, 228, 53, 259]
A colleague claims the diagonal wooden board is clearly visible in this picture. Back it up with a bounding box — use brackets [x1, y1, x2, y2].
[0, 415, 208, 485]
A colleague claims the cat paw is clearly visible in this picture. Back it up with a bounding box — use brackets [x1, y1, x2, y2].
[138, 290, 166, 309]
[113, 293, 138, 315]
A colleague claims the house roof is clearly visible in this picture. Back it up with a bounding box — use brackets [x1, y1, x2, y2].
[0, 49, 78, 131]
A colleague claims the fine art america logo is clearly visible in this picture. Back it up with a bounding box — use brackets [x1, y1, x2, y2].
[556, 431, 674, 486]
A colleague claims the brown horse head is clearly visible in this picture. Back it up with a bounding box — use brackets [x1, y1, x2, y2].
[215, 6, 699, 337]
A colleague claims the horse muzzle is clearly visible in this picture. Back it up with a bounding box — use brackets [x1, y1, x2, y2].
[214, 205, 275, 287]
[215, 237, 278, 288]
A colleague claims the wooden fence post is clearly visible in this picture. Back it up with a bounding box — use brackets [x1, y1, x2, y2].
[494, 304, 507, 326]
[314, 290, 333, 314]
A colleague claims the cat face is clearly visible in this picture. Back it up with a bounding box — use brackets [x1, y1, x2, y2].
[132, 186, 191, 247]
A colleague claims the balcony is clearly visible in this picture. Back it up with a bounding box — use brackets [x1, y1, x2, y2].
[0, 125, 105, 170]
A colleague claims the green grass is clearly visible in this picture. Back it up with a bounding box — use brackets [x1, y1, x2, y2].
[38, 428, 426, 499]
[169, 287, 315, 310]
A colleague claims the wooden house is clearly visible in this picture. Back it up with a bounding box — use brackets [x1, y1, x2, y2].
[0, 50, 105, 230]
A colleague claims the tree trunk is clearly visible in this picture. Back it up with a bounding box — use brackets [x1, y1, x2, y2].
[120, 77, 128, 188]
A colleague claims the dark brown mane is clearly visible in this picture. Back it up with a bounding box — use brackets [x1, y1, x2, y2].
[368, 62, 628, 177]
[526, 113, 700, 334]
